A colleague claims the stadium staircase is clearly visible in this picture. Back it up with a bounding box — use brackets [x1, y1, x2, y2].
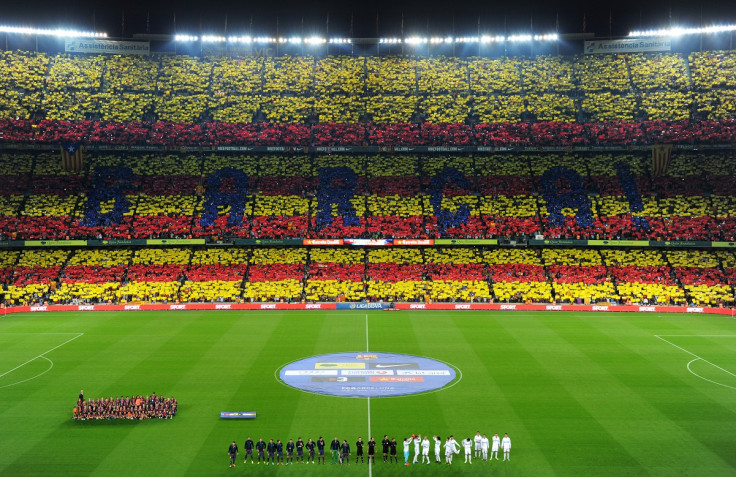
[14, 154, 36, 222]
[664, 253, 689, 305]
[682, 55, 695, 90]
[238, 247, 252, 303]
[598, 248, 621, 305]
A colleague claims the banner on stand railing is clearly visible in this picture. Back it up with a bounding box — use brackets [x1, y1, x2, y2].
[65, 39, 150, 55]
[584, 38, 670, 55]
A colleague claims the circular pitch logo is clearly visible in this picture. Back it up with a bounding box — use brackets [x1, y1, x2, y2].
[278, 352, 458, 398]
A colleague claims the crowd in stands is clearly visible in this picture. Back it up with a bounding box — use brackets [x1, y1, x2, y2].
[2, 50, 736, 309]
[73, 392, 177, 420]
[2, 50, 736, 132]
[3, 151, 736, 242]
[3, 118, 736, 147]
[4, 245, 732, 307]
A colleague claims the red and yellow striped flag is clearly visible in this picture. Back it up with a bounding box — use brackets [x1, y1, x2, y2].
[60, 143, 84, 173]
[651, 145, 672, 177]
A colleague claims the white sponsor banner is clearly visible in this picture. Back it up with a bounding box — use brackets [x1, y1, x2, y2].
[124, 305, 141, 310]
[284, 370, 337, 376]
[500, 304, 516, 310]
[454, 304, 471, 309]
[638, 306, 656, 312]
[30, 306, 48, 312]
[340, 370, 395, 376]
[215, 304, 231, 309]
[410, 304, 426, 309]
[169, 304, 186, 310]
[686, 307, 704, 313]
[592, 305, 609, 311]
[545, 305, 562, 311]
[260, 304, 277, 309]
[397, 370, 451, 376]
[78, 305, 95, 311]
[306, 304, 322, 309]
[65, 39, 150, 55]
[584, 38, 671, 55]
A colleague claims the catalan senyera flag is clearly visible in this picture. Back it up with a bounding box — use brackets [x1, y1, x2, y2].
[651, 144, 673, 177]
[60, 143, 84, 173]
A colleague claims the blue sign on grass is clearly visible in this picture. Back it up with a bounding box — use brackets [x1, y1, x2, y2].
[220, 412, 257, 419]
[278, 352, 458, 398]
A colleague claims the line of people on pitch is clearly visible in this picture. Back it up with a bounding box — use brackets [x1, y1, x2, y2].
[228, 436, 380, 467]
[227, 432, 511, 468]
[402, 432, 511, 466]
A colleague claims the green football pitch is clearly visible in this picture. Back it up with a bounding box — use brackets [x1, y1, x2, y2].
[1, 310, 736, 476]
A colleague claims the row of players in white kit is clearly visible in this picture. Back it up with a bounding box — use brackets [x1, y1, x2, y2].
[404, 432, 511, 465]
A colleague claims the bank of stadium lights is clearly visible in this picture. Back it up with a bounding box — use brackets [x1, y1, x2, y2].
[480, 35, 507, 43]
[301, 36, 327, 45]
[0, 25, 107, 38]
[177, 34, 328, 44]
[179, 33, 558, 45]
[401, 33, 558, 45]
[404, 37, 427, 45]
[630, 25, 736, 37]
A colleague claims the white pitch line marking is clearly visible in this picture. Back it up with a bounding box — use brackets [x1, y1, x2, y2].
[366, 313, 372, 477]
[0, 356, 54, 390]
[686, 358, 736, 391]
[0, 333, 83, 380]
[657, 335, 736, 337]
[655, 335, 736, 390]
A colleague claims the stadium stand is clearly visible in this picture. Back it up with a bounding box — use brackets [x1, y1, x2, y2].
[0, 50, 735, 140]
[2, 48, 736, 308]
[2, 244, 735, 306]
[1, 151, 736, 242]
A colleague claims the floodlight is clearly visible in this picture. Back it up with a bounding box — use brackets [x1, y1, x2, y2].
[228, 36, 252, 43]
[629, 24, 736, 37]
[507, 34, 532, 42]
[304, 36, 326, 45]
[405, 36, 427, 45]
[0, 25, 107, 38]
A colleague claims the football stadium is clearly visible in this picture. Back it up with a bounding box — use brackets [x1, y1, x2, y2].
[2, 5, 736, 475]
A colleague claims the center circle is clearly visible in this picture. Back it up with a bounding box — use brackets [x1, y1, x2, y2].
[278, 352, 458, 398]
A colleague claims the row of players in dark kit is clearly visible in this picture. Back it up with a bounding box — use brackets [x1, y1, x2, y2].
[228, 436, 403, 467]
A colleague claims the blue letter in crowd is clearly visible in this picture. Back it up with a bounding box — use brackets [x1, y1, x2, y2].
[81, 166, 132, 227]
[316, 167, 360, 228]
[200, 168, 249, 227]
[429, 167, 470, 233]
[614, 162, 650, 229]
[541, 166, 594, 228]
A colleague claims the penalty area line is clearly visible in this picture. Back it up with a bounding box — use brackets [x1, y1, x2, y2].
[655, 334, 736, 379]
[0, 332, 84, 380]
